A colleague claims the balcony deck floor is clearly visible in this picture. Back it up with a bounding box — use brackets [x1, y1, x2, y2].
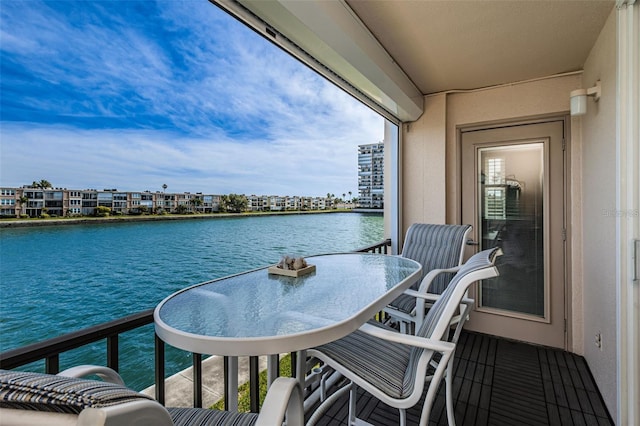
[307, 331, 613, 426]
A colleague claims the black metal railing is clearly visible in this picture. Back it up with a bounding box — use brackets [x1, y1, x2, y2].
[356, 238, 390, 254]
[0, 239, 392, 411]
[0, 310, 154, 373]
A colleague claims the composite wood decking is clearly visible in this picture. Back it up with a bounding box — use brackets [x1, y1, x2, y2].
[308, 331, 613, 426]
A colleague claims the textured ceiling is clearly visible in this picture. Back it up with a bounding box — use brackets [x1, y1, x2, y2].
[346, 0, 614, 95]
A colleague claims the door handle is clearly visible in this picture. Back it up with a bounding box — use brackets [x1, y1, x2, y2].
[466, 239, 479, 246]
[634, 239, 639, 283]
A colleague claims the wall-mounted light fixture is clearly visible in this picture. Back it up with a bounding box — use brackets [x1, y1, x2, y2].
[570, 80, 601, 116]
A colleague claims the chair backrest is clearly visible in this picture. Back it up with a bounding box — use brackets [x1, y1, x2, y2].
[401, 223, 472, 293]
[403, 248, 500, 388]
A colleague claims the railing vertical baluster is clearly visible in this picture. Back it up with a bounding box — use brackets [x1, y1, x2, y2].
[107, 335, 118, 372]
[45, 355, 59, 374]
[249, 356, 259, 413]
[223, 356, 229, 411]
[291, 351, 297, 378]
[155, 334, 165, 405]
[355, 238, 391, 255]
[193, 353, 203, 408]
[267, 354, 279, 387]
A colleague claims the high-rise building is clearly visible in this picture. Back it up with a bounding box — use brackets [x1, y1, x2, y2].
[357, 142, 384, 209]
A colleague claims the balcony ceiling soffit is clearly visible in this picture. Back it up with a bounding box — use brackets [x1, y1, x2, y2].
[345, 0, 615, 95]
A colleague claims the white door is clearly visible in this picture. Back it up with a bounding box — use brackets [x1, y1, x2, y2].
[461, 120, 567, 349]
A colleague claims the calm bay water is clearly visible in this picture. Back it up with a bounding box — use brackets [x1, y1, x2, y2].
[0, 212, 383, 390]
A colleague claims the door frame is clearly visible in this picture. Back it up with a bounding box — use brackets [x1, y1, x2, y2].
[457, 114, 572, 350]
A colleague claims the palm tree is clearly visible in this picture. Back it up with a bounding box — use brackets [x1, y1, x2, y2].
[29, 180, 51, 217]
[348, 191, 352, 201]
[189, 197, 203, 213]
[194, 197, 203, 213]
[162, 184, 167, 193]
[38, 179, 52, 189]
[18, 195, 28, 217]
[31, 179, 52, 189]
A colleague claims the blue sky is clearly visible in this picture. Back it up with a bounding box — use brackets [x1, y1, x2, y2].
[0, 0, 383, 197]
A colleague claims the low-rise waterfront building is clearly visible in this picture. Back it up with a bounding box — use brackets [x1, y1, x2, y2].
[0, 188, 17, 217]
[0, 187, 345, 217]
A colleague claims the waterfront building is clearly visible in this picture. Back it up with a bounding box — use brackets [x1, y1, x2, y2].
[247, 195, 268, 211]
[269, 195, 286, 211]
[0, 186, 339, 217]
[0, 187, 221, 218]
[81, 191, 98, 216]
[68, 191, 82, 216]
[0, 188, 17, 217]
[357, 142, 384, 209]
[200, 194, 220, 213]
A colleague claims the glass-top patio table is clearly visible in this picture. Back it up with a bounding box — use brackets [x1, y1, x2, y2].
[154, 252, 421, 411]
[154, 253, 422, 357]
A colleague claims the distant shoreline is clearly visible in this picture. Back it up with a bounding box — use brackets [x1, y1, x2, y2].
[0, 209, 383, 229]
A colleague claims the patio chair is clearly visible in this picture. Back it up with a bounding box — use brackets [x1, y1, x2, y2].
[0, 365, 303, 426]
[307, 247, 500, 426]
[385, 223, 472, 333]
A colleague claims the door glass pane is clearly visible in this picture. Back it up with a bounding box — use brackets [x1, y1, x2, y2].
[478, 143, 545, 317]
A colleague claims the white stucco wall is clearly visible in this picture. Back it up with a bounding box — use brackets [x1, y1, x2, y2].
[580, 9, 618, 420]
[401, 93, 447, 230]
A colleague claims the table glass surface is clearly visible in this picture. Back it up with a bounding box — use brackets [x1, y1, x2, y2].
[156, 253, 420, 340]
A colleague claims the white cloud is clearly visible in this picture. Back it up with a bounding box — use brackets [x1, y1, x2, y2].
[0, 117, 381, 196]
[0, 0, 384, 197]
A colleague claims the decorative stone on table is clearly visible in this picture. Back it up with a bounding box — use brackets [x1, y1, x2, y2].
[268, 255, 316, 277]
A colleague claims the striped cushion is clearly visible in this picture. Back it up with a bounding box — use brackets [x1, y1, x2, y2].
[388, 224, 470, 314]
[169, 407, 258, 426]
[312, 321, 412, 399]
[0, 369, 154, 414]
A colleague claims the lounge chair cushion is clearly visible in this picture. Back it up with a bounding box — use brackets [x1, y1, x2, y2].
[0, 369, 154, 414]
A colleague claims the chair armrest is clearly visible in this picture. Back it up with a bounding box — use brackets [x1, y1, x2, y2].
[359, 323, 455, 354]
[58, 365, 125, 386]
[255, 377, 304, 426]
[417, 266, 462, 293]
[461, 297, 474, 306]
[402, 289, 440, 302]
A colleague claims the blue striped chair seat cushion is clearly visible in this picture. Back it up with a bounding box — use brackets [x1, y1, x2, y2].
[387, 292, 418, 313]
[0, 369, 154, 414]
[168, 407, 258, 426]
[312, 321, 414, 399]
